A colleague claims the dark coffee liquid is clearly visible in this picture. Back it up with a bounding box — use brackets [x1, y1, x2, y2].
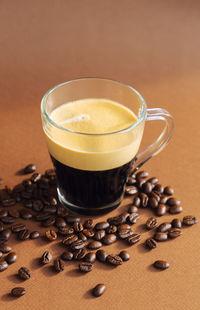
[51, 155, 134, 213]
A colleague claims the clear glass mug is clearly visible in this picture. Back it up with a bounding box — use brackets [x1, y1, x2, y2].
[41, 78, 174, 215]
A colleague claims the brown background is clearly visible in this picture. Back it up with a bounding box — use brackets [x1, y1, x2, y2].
[0, 0, 200, 309]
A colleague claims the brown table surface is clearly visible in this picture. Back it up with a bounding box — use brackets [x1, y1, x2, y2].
[0, 1, 200, 309]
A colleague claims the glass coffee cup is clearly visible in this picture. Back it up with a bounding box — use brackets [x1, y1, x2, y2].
[41, 78, 173, 215]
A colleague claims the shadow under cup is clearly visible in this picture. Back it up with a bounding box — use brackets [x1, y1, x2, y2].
[41, 78, 147, 215]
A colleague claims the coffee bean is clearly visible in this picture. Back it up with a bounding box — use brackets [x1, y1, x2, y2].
[87, 241, 102, 250]
[73, 222, 83, 233]
[107, 214, 126, 226]
[139, 193, 148, 208]
[23, 200, 33, 209]
[93, 230, 106, 241]
[154, 232, 168, 242]
[83, 229, 94, 238]
[157, 222, 172, 232]
[41, 251, 52, 264]
[42, 216, 56, 227]
[126, 176, 136, 185]
[78, 232, 87, 242]
[0, 209, 8, 218]
[66, 216, 80, 224]
[168, 228, 182, 238]
[106, 225, 117, 234]
[0, 228, 11, 241]
[5, 252, 17, 264]
[33, 200, 44, 212]
[79, 262, 93, 272]
[128, 205, 138, 213]
[119, 250, 130, 261]
[127, 233, 141, 245]
[58, 226, 74, 236]
[73, 247, 87, 260]
[62, 234, 78, 245]
[128, 213, 140, 224]
[137, 178, 146, 188]
[0, 244, 11, 253]
[57, 206, 68, 217]
[1, 216, 15, 224]
[183, 215, 198, 226]
[149, 191, 160, 202]
[18, 229, 30, 240]
[156, 204, 167, 216]
[102, 234, 117, 245]
[167, 197, 181, 206]
[148, 177, 159, 185]
[20, 209, 32, 220]
[38, 177, 49, 190]
[96, 249, 107, 262]
[22, 179, 32, 187]
[136, 170, 149, 179]
[61, 251, 73, 261]
[153, 260, 169, 270]
[164, 186, 174, 195]
[35, 212, 51, 221]
[23, 164, 36, 174]
[11, 287, 26, 297]
[43, 205, 57, 214]
[132, 196, 141, 207]
[0, 260, 8, 271]
[18, 267, 31, 280]
[146, 217, 158, 230]
[148, 197, 158, 209]
[141, 182, 152, 194]
[169, 205, 183, 214]
[95, 221, 109, 230]
[8, 209, 20, 218]
[45, 230, 57, 241]
[171, 218, 182, 228]
[2, 198, 16, 207]
[118, 229, 133, 240]
[21, 191, 32, 199]
[125, 186, 138, 196]
[153, 184, 164, 193]
[55, 217, 67, 228]
[145, 238, 157, 249]
[92, 284, 106, 297]
[54, 258, 64, 272]
[84, 252, 96, 263]
[83, 219, 93, 229]
[106, 254, 123, 266]
[118, 224, 131, 231]
[159, 195, 168, 204]
[30, 231, 40, 239]
[70, 239, 85, 251]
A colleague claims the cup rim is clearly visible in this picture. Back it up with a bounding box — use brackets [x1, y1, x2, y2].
[41, 77, 147, 136]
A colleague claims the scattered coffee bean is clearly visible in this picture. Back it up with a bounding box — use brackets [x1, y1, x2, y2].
[83, 219, 93, 229]
[149, 191, 160, 202]
[92, 283, 106, 297]
[83, 229, 94, 238]
[167, 197, 181, 206]
[141, 182, 152, 194]
[18, 229, 30, 240]
[127, 233, 141, 245]
[126, 176, 136, 185]
[0, 228, 12, 243]
[159, 195, 168, 204]
[20, 209, 33, 220]
[62, 234, 78, 245]
[73, 222, 83, 233]
[136, 171, 149, 179]
[70, 239, 85, 251]
[157, 222, 172, 232]
[145, 238, 157, 249]
[128, 205, 138, 213]
[139, 193, 148, 208]
[33, 200, 44, 212]
[35, 212, 51, 221]
[168, 228, 182, 238]
[79, 262, 93, 272]
[88, 240, 102, 250]
[1, 216, 16, 224]
[102, 234, 117, 245]
[23, 164, 36, 174]
[0, 260, 8, 272]
[66, 216, 80, 224]
[183, 215, 198, 226]
[54, 258, 64, 272]
[73, 248, 87, 260]
[61, 250, 73, 261]
[164, 186, 174, 195]
[9, 209, 20, 218]
[154, 232, 168, 242]
[5, 252, 17, 264]
[0, 209, 8, 218]
[171, 218, 182, 228]
[78, 232, 87, 242]
[148, 197, 158, 208]
[125, 186, 138, 196]
[128, 213, 140, 224]
[153, 260, 169, 270]
[132, 196, 141, 207]
[95, 221, 109, 230]
[93, 230, 106, 241]
[55, 217, 66, 228]
[106, 225, 117, 234]
[2, 198, 16, 207]
[156, 204, 167, 216]
[119, 250, 130, 261]
[107, 215, 125, 226]
[58, 225, 74, 236]
[30, 231, 40, 239]
[84, 252, 96, 263]
[45, 230, 57, 241]
[96, 249, 107, 262]
[42, 216, 56, 227]
[0, 244, 11, 253]
[11, 287, 26, 297]
[148, 177, 159, 185]
[41, 251, 52, 264]
[106, 254, 123, 266]
[169, 205, 183, 214]
[153, 184, 164, 193]
[18, 267, 31, 280]
[146, 217, 158, 230]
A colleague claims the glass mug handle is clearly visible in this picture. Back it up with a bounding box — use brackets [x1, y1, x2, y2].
[132, 108, 174, 174]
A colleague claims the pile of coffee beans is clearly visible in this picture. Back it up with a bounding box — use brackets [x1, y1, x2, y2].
[0, 166, 198, 299]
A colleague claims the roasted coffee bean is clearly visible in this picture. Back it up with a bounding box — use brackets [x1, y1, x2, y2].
[156, 204, 167, 216]
[121, 211, 130, 221]
[148, 197, 158, 209]
[106, 225, 117, 234]
[83, 229, 94, 238]
[169, 205, 183, 214]
[79, 262, 93, 272]
[127, 205, 138, 214]
[92, 283, 106, 297]
[13, 183, 25, 193]
[141, 182, 152, 194]
[118, 224, 131, 231]
[38, 177, 49, 190]
[21, 191, 32, 199]
[149, 191, 160, 202]
[5, 252, 17, 264]
[87, 241, 102, 250]
[0, 209, 8, 218]
[157, 222, 172, 232]
[148, 177, 159, 185]
[139, 193, 148, 208]
[62, 234, 78, 245]
[96, 249, 107, 262]
[107, 214, 126, 226]
[167, 197, 181, 206]
[73, 247, 87, 260]
[41, 251, 52, 264]
[1, 216, 15, 224]
[84, 252, 96, 263]
[125, 186, 138, 196]
[106, 254, 123, 266]
[57, 206, 68, 217]
[0, 251, 2, 258]
[128, 213, 140, 224]
[66, 216, 81, 224]
[0, 228, 11, 241]
[49, 196, 57, 206]
[126, 176, 136, 185]
[35, 212, 51, 221]
[42, 216, 56, 227]
[171, 218, 182, 228]
[127, 233, 141, 245]
[78, 232, 87, 242]
[54, 258, 64, 272]
[45, 230, 57, 241]
[159, 195, 168, 204]
[146, 217, 158, 230]
[153, 260, 169, 270]
[9, 209, 20, 218]
[168, 228, 182, 238]
[118, 229, 133, 240]
[55, 217, 67, 228]
[18, 229, 30, 240]
[23, 164, 36, 174]
[70, 239, 85, 251]
[102, 234, 117, 245]
[20, 209, 32, 220]
[95, 221, 109, 230]
[73, 222, 83, 233]
[11, 287, 26, 297]
[23, 200, 33, 209]
[61, 250, 73, 261]
[0, 260, 8, 272]
[154, 232, 168, 242]
[153, 184, 164, 193]
[119, 250, 130, 261]
[18, 267, 31, 280]
[45, 169, 55, 178]
[145, 238, 157, 249]
[93, 230, 106, 241]
[33, 200, 44, 212]
[0, 244, 11, 253]
[132, 196, 141, 207]
[0, 222, 4, 232]
[136, 170, 149, 179]
[164, 186, 174, 196]
[2, 198, 16, 207]
[137, 178, 146, 188]
[43, 205, 57, 214]
[30, 231, 40, 239]
[58, 225, 74, 235]
[183, 215, 198, 226]
[22, 179, 32, 187]
[83, 219, 93, 229]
